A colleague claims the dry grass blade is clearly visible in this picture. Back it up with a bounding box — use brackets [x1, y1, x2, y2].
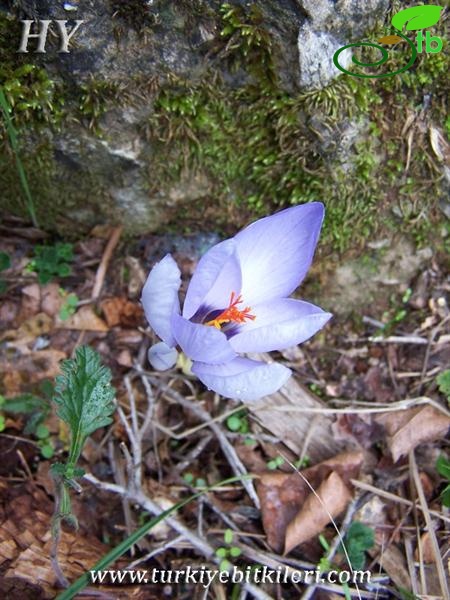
[409, 451, 449, 599]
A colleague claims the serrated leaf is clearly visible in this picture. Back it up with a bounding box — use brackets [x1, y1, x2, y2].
[391, 5, 443, 31]
[54, 345, 116, 464]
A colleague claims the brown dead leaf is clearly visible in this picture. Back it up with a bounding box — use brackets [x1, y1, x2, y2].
[100, 296, 143, 328]
[1, 312, 53, 345]
[375, 405, 450, 462]
[56, 305, 108, 331]
[124, 256, 146, 299]
[40, 283, 63, 318]
[19, 284, 41, 321]
[285, 471, 352, 553]
[415, 531, 437, 564]
[0, 349, 66, 384]
[257, 451, 364, 552]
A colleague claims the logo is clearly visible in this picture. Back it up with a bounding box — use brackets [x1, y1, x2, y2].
[333, 5, 444, 78]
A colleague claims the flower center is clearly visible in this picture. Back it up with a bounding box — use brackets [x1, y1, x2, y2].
[205, 291, 256, 330]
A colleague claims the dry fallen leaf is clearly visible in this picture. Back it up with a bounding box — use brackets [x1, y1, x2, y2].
[0, 349, 66, 384]
[257, 451, 364, 552]
[375, 405, 450, 462]
[100, 296, 143, 328]
[55, 305, 108, 331]
[40, 283, 64, 318]
[285, 471, 352, 553]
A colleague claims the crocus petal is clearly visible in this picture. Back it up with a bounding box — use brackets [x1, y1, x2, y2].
[148, 342, 178, 371]
[229, 298, 332, 353]
[192, 357, 291, 401]
[171, 313, 236, 364]
[234, 203, 324, 305]
[183, 239, 242, 320]
[141, 254, 181, 346]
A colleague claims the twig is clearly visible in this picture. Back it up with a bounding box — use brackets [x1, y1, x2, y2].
[159, 383, 260, 509]
[350, 479, 450, 525]
[91, 225, 123, 301]
[409, 450, 449, 599]
[255, 396, 450, 419]
[83, 473, 273, 600]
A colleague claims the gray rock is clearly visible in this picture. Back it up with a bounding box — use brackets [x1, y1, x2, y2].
[297, 0, 389, 88]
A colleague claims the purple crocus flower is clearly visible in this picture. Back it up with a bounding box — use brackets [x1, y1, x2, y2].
[141, 202, 331, 402]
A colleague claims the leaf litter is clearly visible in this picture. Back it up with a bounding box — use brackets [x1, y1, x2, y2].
[0, 219, 449, 598]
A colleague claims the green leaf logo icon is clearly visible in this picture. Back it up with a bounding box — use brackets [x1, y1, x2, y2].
[391, 5, 443, 31]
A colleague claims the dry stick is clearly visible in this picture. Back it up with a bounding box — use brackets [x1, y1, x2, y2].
[420, 314, 450, 390]
[91, 225, 123, 301]
[156, 382, 260, 509]
[83, 473, 273, 600]
[350, 479, 450, 525]
[409, 451, 449, 599]
[255, 396, 450, 419]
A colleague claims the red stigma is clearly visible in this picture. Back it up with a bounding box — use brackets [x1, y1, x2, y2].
[206, 292, 256, 329]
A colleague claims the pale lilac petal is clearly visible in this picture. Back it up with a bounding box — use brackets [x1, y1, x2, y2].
[141, 254, 181, 346]
[229, 299, 332, 353]
[148, 342, 178, 371]
[234, 203, 324, 305]
[192, 357, 291, 401]
[183, 239, 242, 319]
[171, 313, 236, 364]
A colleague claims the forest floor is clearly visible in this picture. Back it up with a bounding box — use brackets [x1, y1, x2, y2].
[0, 214, 449, 600]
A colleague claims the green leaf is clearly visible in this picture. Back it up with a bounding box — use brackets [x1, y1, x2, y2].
[0, 414, 5, 432]
[226, 415, 242, 431]
[224, 528, 234, 544]
[219, 559, 231, 572]
[340, 521, 375, 570]
[437, 370, 450, 400]
[41, 443, 54, 459]
[215, 547, 228, 558]
[436, 455, 450, 480]
[35, 423, 50, 439]
[229, 546, 242, 557]
[2, 393, 48, 414]
[441, 484, 450, 508]
[391, 5, 443, 31]
[53, 346, 116, 466]
[0, 252, 11, 271]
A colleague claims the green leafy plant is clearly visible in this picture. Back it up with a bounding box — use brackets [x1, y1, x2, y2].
[339, 521, 375, 570]
[182, 472, 207, 488]
[27, 243, 73, 284]
[267, 455, 285, 470]
[49, 343, 116, 585]
[436, 455, 450, 507]
[436, 370, 450, 402]
[59, 290, 79, 321]
[226, 409, 249, 434]
[0, 251, 10, 293]
[215, 528, 242, 572]
[0, 380, 54, 457]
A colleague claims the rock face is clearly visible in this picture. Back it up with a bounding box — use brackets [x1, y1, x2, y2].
[1, 0, 390, 234]
[297, 0, 389, 88]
